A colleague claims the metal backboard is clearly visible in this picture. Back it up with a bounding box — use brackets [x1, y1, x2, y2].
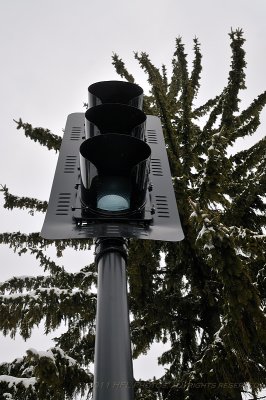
[41, 113, 184, 242]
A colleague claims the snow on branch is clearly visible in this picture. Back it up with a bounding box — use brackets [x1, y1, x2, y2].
[0, 266, 97, 294]
[0, 346, 92, 399]
[0, 287, 96, 339]
[0, 231, 93, 258]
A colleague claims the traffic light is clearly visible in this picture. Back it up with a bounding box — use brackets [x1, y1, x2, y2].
[41, 80, 184, 242]
[78, 81, 152, 222]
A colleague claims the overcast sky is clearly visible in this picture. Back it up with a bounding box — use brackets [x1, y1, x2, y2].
[0, 0, 266, 391]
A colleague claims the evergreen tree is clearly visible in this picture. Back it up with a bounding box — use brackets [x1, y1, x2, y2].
[0, 29, 266, 399]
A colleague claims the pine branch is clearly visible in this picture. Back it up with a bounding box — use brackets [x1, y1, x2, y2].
[230, 90, 266, 142]
[0, 288, 96, 339]
[0, 265, 97, 294]
[161, 64, 168, 91]
[169, 37, 209, 178]
[168, 49, 182, 104]
[13, 118, 62, 152]
[54, 322, 96, 365]
[198, 128, 231, 205]
[228, 225, 266, 262]
[0, 347, 92, 400]
[173, 37, 194, 161]
[233, 113, 261, 140]
[1, 185, 47, 214]
[226, 159, 266, 231]
[112, 53, 155, 114]
[220, 29, 246, 130]
[193, 95, 220, 118]
[201, 92, 224, 141]
[111, 53, 135, 83]
[134, 51, 182, 176]
[191, 94, 223, 160]
[188, 203, 266, 396]
[230, 135, 266, 178]
[190, 37, 202, 98]
[191, 200, 266, 315]
[0, 231, 53, 253]
[173, 37, 189, 93]
[0, 231, 92, 258]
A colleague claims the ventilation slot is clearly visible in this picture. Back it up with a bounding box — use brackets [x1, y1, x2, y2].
[56, 193, 71, 215]
[106, 225, 120, 235]
[151, 159, 163, 176]
[64, 155, 77, 173]
[77, 226, 94, 235]
[155, 195, 170, 218]
[132, 227, 149, 237]
[70, 127, 82, 141]
[146, 129, 158, 144]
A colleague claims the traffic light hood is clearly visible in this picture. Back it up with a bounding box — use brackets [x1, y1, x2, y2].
[85, 104, 146, 139]
[88, 80, 143, 108]
[79, 133, 151, 214]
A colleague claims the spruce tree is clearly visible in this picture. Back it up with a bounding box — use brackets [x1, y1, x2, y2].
[0, 29, 266, 400]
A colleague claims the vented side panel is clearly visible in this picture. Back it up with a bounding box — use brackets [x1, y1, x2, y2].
[41, 114, 83, 239]
[144, 117, 183, 241]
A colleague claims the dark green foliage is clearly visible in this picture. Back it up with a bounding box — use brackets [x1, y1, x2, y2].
[0, 347, 92, 399]
[0, 231, 92, 259]
[0, 30, 266, 399]
[112, 29, 266, 400]
[14, 118, 62, 152]
[1, 185, 48, 215]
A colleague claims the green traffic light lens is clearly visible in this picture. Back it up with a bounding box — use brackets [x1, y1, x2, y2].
[96, 177, 131, 212]
[97, 194, 129, 211]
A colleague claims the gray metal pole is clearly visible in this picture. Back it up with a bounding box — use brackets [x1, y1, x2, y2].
[93, 238, 134, 400]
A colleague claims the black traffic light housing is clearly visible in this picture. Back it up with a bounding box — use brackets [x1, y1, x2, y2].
[41, 81, 184, 242]
[79, 84, 150, 219]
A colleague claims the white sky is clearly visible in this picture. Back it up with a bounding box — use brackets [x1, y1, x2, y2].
[0, 0, 265, 394]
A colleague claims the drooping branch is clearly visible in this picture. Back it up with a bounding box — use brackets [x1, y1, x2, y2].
[0, 265, 97, 294]
[0, 288, 96, 339]
[0, 347, 92, 400]
[53, 321, 96, 365]
[0, 231, 92, 258]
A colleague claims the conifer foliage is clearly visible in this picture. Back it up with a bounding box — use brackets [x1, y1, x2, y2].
[1, 30, 266, 399]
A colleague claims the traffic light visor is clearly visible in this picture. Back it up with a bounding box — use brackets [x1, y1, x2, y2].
[85, 104, 146, 140]
[88, 81, 143, 108]
[79, 134, 151, 213]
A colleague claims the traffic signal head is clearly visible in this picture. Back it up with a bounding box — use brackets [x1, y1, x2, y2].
[41, 80, 184, 241]
[79, 81, 151, 220]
